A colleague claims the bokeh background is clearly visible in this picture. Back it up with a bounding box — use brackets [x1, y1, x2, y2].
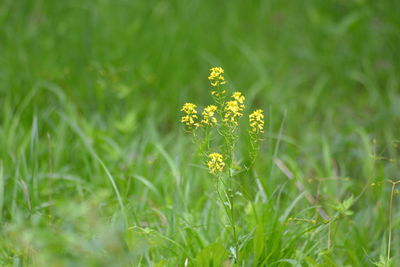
[3, 0, 399, 130]
[1, 0, 399, 265]
[3, 0, 399, 184]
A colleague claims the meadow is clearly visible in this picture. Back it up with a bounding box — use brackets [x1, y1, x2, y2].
[0, 0, 399, 266]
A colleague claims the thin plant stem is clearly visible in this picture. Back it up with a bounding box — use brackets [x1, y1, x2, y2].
[226, 138, 239, 262]
[387, 180, 400, 261]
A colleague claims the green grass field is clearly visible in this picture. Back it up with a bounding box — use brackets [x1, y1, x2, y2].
[1, 0, 399, 266]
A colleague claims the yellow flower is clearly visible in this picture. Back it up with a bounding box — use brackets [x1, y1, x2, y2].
[181, 103, 200, 129]
[208, 67, 227, 87]
[211, 89, 226, 97]
[249, 109, 264, 133]
[223, 92, 245, 125]
[207, 153, 225, 174]
[201, 105, 218, 127]
[232, 92, 245, 104]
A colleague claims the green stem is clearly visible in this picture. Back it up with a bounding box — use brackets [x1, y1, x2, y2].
[227, 145, 239, 263]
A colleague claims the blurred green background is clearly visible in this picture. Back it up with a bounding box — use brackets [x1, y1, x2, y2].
[2, 0, 399, 129]
[0, 0, 399, 265]
[2, 0, 399, 182]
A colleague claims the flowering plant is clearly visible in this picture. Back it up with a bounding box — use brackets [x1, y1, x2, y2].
[180, 67, 265, 261]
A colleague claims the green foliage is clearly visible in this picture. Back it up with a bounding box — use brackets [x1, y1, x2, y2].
[332, 195, 355, 216]
[194, 242, 230, 267]
[0, 0, 399, 266]
[373, 256, 392, 267]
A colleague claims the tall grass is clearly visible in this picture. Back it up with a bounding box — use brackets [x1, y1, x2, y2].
[0, 0, 399, 265]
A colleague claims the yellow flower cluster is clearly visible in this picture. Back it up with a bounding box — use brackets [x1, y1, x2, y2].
[181, 103, 200, 129]
[211, 89, 227, 97]
[249, 109, 264, 133]
[208, 67, 226, 87]
[201, 105, 218, 127]
[232, 92, 245, 104]
[180, 67, 266, 178]
[207, 153, 225, 174]
[223, 92, 245, 125]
